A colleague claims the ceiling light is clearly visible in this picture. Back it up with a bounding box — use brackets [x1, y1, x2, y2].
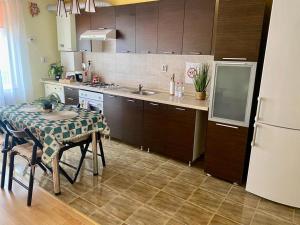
[57, 0, 67, 17]
[85, 0, 96, 13]
[70, 0, 80, 14]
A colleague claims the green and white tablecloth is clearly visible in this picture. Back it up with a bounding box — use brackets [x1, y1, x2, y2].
[0, 103, 110, 164]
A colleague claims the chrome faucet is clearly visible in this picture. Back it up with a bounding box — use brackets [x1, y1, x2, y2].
[138, 84, 143, 92]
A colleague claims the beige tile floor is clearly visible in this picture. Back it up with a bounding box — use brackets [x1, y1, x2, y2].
[5, 138, 300, 225]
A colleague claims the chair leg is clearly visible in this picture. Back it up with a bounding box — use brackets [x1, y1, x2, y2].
[73, 144, 89, 182]
[1, 151, 8, 189]
[27, 166, 35, 207]
[98, 138, 106, 167]
[8, 152, 15, 191]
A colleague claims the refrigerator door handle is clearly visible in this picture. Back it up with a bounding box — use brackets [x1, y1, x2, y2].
[255, 97, 263, 122]
[251, 124, 259, 147]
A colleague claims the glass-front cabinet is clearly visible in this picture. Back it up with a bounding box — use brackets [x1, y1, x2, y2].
[209, 61, 257, 127]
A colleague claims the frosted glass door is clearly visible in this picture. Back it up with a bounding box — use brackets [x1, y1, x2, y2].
[210, 62, 256, 127]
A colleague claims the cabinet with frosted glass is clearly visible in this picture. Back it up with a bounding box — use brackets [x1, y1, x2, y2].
[205, 61, 257, 183]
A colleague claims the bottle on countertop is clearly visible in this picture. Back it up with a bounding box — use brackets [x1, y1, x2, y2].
[170, 74, 175, 95]
[175, 81, 184, 98]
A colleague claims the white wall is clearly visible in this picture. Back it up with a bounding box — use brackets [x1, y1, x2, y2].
[23, 0, 59, 100]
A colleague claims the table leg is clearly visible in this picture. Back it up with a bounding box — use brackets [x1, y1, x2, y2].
[52, 154, 61, 195]
[92, 132, 99, 175]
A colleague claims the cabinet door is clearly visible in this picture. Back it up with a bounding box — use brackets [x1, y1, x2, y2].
[103, 94, 123, 140]
[57, 14, 77, 51]
[116, 5, 136, 53]
[76, 13, 91, 52]
[143, 101, 165, 153]
[136, 2, 158, 54]
[214, 0, 265, 61]
[122, 98, 143, 147]
[64, 87, 79, 105]
[164, 105, 196, 162]
[91, 7, 116, 29]
[157, 0, 185, 54]
[205, 121, 248, 183]
[182, 0, 215, 55]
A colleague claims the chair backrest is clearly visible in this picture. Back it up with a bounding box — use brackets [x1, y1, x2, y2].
[4, 121, 43, 150]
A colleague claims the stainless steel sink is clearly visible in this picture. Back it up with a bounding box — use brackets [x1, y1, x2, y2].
[131, 90, 157, 96]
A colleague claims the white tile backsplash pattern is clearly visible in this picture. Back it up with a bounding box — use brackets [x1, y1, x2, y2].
[83, 52, 214, 94]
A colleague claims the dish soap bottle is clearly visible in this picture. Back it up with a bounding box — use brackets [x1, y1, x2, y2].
[170, 74, 175, 95]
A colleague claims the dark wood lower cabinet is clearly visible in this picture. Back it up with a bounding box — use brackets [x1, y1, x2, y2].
[205, 121, 249, 183]
[64, 87, 79, 105]
[164, 105, 196, 162]
[122, 98, 143, 147]
[143, 101, 166, 154]
[103, 94, 198, 162]
[103, 94, 123, 140]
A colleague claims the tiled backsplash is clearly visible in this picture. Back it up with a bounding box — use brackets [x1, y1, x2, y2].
[83, 46, 214, 94]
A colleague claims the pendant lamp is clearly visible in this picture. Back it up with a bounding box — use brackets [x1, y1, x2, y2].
[57, 0, 67, 17]
[70, 0, 80, 14]
[85, 0, 96, 13]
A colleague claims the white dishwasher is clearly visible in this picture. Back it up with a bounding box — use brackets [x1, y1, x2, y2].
[79, 90, 103, 113]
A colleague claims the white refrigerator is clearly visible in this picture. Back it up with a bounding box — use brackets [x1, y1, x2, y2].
[246, 0, 300, 207]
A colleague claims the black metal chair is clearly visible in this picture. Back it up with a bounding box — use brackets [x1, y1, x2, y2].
[0, 120, 14, 189]
[5, 121, 47, 206]
[55, 104, 106, 182]
[57, 131, 106, 184]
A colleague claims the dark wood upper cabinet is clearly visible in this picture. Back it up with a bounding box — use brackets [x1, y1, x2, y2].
[103, 94, 123, 140]
[136, 2, 159, 54]
[76, 13, 91, 52]
[183, 0, 215, 55]
[91, 7, 116, 29]
[122, 98, 143, 147]
[213, 0, 265, 61]
[205, 121, 249, 183]
[157, 0, 185, 54]
[116, 5, 136, 53]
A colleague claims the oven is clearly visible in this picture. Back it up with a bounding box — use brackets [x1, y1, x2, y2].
[79, 90, 103, 113]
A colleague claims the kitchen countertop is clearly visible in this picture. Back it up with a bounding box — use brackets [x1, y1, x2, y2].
[41, 79, 209, 111]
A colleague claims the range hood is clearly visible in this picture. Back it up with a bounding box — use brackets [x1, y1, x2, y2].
[80, 28, 116, 40]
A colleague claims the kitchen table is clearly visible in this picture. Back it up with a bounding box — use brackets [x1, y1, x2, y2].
[0, 103, 110, 194]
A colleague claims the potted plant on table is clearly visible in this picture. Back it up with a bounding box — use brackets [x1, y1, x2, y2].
[48, 63, 64, 81]
[193, 63, 210, 100]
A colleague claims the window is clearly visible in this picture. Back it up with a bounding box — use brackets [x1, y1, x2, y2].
[0, 27, 12, 90]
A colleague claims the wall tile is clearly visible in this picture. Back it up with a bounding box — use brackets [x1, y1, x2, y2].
[84, 52, 214, 94]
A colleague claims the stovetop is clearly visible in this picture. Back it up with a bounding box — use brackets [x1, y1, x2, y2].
[81, 82, 119, 89]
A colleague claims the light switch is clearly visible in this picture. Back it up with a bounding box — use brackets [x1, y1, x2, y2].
[162, 64, 168, 73]
[40, 57, 47, 63]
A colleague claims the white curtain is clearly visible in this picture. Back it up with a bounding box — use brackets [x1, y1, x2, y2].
[0, 0, 31, 106]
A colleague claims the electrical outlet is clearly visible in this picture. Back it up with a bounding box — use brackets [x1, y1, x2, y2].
[162, 64, 168, 73]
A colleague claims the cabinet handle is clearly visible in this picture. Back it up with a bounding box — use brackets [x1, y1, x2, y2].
[127, 99, 135, 102]
[189, 52, 202, 55]
[121, 50, 131, 53]
[222, 57, 247, 61]
[216, 123, 239, 129]
[108, 95, 116, 98]
[163, 51, 175, 54]
[60, 44, 64, 47]
[67, 97, 74, 101]
[149, 102, 159, 106]
[255, 97, 263, 122]
[175, 107, 186, 111]
[66, 88, 73, 91]
[251, 124, 259, 147]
